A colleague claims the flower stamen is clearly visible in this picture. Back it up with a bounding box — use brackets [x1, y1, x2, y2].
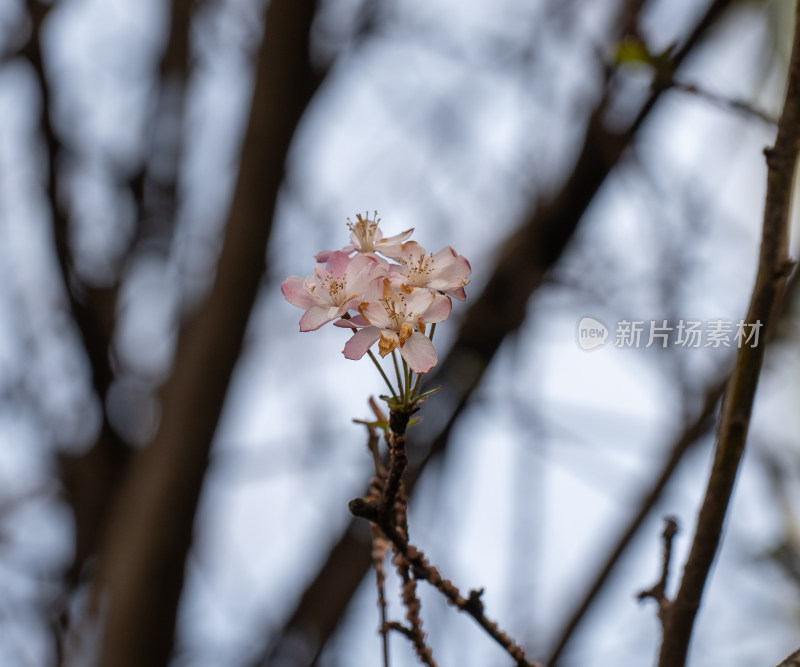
[378, 332, 398, 357]
[347, 211, 381, 253]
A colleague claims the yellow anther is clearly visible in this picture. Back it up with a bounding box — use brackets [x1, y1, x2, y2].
[378, 332, 397, 357]
[398, 322, 414, 346]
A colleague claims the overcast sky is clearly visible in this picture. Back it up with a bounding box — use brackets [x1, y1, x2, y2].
[1, 1, 800, 666]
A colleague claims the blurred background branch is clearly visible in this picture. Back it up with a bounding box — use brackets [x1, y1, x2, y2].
[84, 1, 321, 665]
[1, 0, 799, 666]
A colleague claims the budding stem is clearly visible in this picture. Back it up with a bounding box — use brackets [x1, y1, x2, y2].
[410, 370, 423, 399]
[392, 350, 404, 399]
[402, 359, 412, 405]
[367, 349, 398, 401]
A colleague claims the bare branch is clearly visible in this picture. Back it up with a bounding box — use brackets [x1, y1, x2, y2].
[394, 554, 437, 667]
[350, 502, 541, 667]
[657, 4, 800, 665]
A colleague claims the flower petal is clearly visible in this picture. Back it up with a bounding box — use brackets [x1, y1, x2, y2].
[334, 314, 370, 328]
[299, 305, 340, 332]
[441, 284, 467, 300]
[343, 327, 381, 360]
[326, 250, 352, 276]
[422, 292, 452, 323]
[346, 255, 385, 298]
[375, 228, 415, 259]
[359, 300, 392, 328]
[381, 228, 414, 247]
[429, 247, 471, 299]
[432, 247, 470, 277]
[399, 331, 437, 373]
[404, 287, 436, 315]
[281, 276, 317, 310]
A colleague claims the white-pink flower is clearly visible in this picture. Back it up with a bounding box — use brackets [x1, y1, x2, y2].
[336, 279, 451, 373]
[391, 241, 471, 300]
[281, 251, 383, 331]
[316, 211, 413, 262]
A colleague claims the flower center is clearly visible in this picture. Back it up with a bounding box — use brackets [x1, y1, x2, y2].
[404, 252, 434, 286]
[347, 212, 381, 252]
[322, 275, 347, 305]
[380, 291, 408, 328]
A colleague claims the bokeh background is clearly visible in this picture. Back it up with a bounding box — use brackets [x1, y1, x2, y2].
[1, 0, 800, 665]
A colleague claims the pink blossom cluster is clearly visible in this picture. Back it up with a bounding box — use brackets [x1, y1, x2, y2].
[282, 212, 471, 374]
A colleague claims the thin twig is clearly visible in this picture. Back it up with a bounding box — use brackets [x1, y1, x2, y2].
[383, 621, 416, 640]
[351, 408, 537, 666]
[672, 81, 778, 126]
[394, 552, 437, 666]
[360, 420, 392, 667]
[350, 498, 541, 667]
[637, 517, 679, 620]
[372, 529, 391, 667]
[358, 409, 436, 665]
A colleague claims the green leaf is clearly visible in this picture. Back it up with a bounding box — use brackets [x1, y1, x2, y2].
[615, 37, 654, 67]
